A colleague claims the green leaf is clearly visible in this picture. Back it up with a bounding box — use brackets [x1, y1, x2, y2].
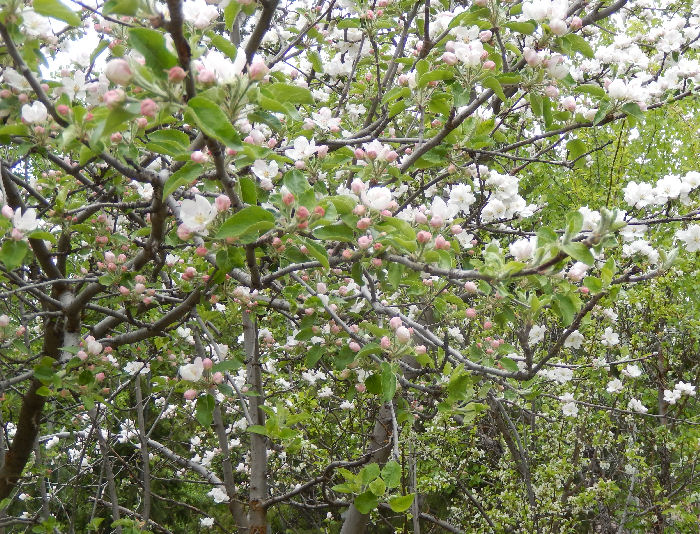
[163, 163, 202, 199]
[0, 240, 29, 270]
[224, 0, 241, 27]
[305, 345, 323, 367]
[506, 21, 536, 34]
[187, 96, 242, 149]
[529, 93, 543, 117]
[499, 357, 519, 372]
[239, 177, 257, 204]
[369, 478, 386, 496]
[90, 105, 139, 146]
[283, 169, 311, 195]
[565, 211, 584, 239]
[574, 84, 606, 99]
[102, 0, 139, 16]
[593, 101, 611, 125]
[211, 359, 242, 373]
[418, 69, 454, 88]
[562, 242, 594, 266]
[299, 237, 329, 269]
[563, 33, 594, 58]
[554, 294, 575, 325]
[33, 0, 81, 26]
[388, 493, 415, 513]
[566, 139, 587, 163]
[583, 276, 603, 293]
[208, 32, 238, 61]
[195, 394, 215, 426]
[146, 129, 191, 156]
[382, 86, 411, 105]
[354, 491, 379, 514]
[216, 206, 275, 240]
[128, 28, 178, 76]
[308, 50, 323, 73]
[313, 223, 354, 242]
[381, 461, 401, 488]
[380, 362, 396, 403]
[266, 83, 314, 106]
[247, 425, 269, 435]
[621, 102, 645, 122]
[36, 386, 52, 396]
[482, 76, 506, 102]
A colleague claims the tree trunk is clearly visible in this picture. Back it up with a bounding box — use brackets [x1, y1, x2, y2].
[244, 311, 268, 533]
[340, 402, 394, 534]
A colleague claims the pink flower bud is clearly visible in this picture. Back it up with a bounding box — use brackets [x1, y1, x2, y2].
[464, 281, 478, 292]
[168, 66, 187, 82]
[317, 144, 329, 158]
[177, 224, 193, 240]
[110, 132, 123, 143]
[349, 341, 361, 352]
[483, 320, 492, 329]
[389, 316, 403, 330]
[479, 30, 493, 42]
[429, 215, 443, 228]
[466, 308, 477, 318]
[184, 389, 197, 400]
[357, 235, 373, 249]
[296, 206, 310, 220]
[135, 117, 148, 129]
[140, 98, 158, 117]
[435, 235, 451, 250]
[190, 150, 207, 163]
[212, 371, 224, 383]
[570, 16, 583, 31]
[342, 248, 354, 259]
[544, 85, 559, 99]
[202, 358, 213, 370]
[353, 148, 365, 160]
[283, 192, 295, 206]
[442, 52, 458, 65]
[105, 59, 133, 85]
[381, 336, 391, 349]
[215, 194, 231, 212]
[57, 104, 70, 115]
[248, 58, 270, 80]
[77, 350, 88, 361]
[483, 60, 496, 70]
[356, 217, 371, 230]
[2, 205, 14, 218]
[103, 89, 125, 109]
[396, 326, 411, 343]
[353, 204, 367, 216]
[197, 69, 216, 84]
[417, 230, 432, 244]
[119, 286, 130, 296]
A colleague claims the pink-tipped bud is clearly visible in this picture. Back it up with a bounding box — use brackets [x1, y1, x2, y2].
[215, 194, 231, 212]
[464, 281, 478, 293]
[434, 235, 451, 250]
[283, 192, 295, 206]
[190, 150, 207, 164]
[2, 205, 14, 218]
[57, 104, 70, 115]
[184, 389, 197, 400]
[349, 341, 361, 352]
[417, 230, 432, 244]
[442, 52, 458, 66]
[381, 336, 391, 349]
[177, 224, 193, 241]
[570, 16, 583, 31]
[479, 30, 493, 42]
[168, 66, 187, 82]
[105, 59, 133, 85]
[357, 217, 371, 230]
[110, 132, 123, 143]
[483, 60, 496, 70]
[466, 308, 477, 318]
[430, 215, 444, 228]
[140, 99, 158, 117]
[202, 358, 213, 370]
[248, 58, 270, 81]
[389, 317, 403, 330]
